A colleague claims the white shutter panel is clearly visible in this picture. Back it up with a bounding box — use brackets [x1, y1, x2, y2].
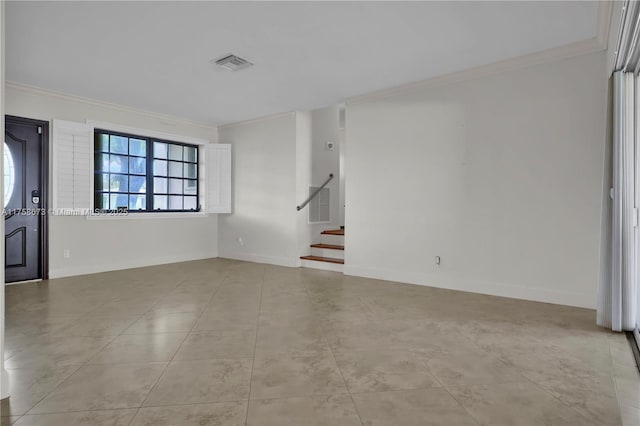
[205, 144, 231, 213]
[52, 120, 92, 211]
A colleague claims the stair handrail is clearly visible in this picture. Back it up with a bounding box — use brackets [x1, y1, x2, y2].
[297, 173, 334, 211]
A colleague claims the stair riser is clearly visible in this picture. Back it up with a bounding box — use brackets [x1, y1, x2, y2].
[320, 234, 345, 245]
[311, 248, 345, 259]
[300, 259, 344, 272]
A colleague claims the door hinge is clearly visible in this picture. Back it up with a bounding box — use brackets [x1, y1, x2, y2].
[37, 126, 42, 135]
[635, 208, 639, 228]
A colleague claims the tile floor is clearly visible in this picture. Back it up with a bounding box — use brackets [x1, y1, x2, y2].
[0, 258, 639, 426]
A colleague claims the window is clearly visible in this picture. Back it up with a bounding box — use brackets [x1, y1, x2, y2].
[4, 142, 15, 208]
[94, 129, 199, 212]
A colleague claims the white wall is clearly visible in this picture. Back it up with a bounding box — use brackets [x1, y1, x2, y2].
[339, 124, 346, 228]
[296, 111, 313, 260]
[5, 84, 219, 278]
[310, 105, 341, 230]
[597, 1, 620, 315]
[345, 51, 608, 308]
[218, 113, 299, 267]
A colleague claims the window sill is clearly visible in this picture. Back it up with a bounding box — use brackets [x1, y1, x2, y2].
[84, 212, 210, 221]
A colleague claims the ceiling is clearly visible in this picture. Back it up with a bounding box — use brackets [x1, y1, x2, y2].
[6, 1, 601, 126]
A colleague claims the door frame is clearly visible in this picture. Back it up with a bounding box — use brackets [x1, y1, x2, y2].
[5, 115, 49, 281]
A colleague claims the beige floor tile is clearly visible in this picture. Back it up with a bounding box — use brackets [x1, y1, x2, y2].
[523, 369, 622, 425]
[29, 363, 166, 413]
[321, 321, 404, 351]
[255, 323, 328, 354]
[426, 349, 523, 387]
[0, 417, 20, 426]
[5, 336, 114, 370]
[323, 317, 474, 353]
[5, 259, 637, 425]
[130, 401, 247, 426]
[1, 365, 82, 416]
[498, 340, 602, 378]
[352, 388, 478, 426]
[617, 375, 640, 410]
[175, 280, 221, 292]
[56, 316, 139, 337]
[5, 314, 79, 331]
[334, 349, 440, 393]
[123, 312, 200, 334]
[612, 342, 639, 367]
[194, 307, 259, 331]
[88, 332, 186, 364]
[12, 409, 137, 426]
[621, 404, 640, 426]
[149, 293, 212, 314]
[87, 299, 159, 319]
[258, 311, 318, 329]
[143, 359, 252, 406]
[208, 296, 261, 313]
[614, 362, 640, 379]
[447, 381, 598, 426]
[250, 349, 348, 400]
[247, 395, 361, 426]
[174, 329, 256, 361]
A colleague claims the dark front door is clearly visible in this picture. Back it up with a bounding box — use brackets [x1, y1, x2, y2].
[4, 117, 45, 282]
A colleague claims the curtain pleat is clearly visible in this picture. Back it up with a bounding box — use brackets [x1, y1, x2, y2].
[597, 72, 637, 331]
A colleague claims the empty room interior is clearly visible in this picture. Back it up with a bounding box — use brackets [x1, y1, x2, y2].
[1, 1, 640, 425]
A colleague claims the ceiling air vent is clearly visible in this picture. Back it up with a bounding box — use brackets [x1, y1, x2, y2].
[213, 54, 253, 71]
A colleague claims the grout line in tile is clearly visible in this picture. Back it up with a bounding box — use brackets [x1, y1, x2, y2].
[300, 275, 365, 426]
[133, 277, 228, 417]
[7, 261, 636, 425]
[414, 356, 483, 426]
[243, 266, 265, 426]
[19, 339, 117, 417]
[515, 365, 613, 423]
[18, 397, 252, 420]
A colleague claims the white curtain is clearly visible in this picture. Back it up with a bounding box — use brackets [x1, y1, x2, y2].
[597, 0, 640, 331]
[597, 72, 637, 331]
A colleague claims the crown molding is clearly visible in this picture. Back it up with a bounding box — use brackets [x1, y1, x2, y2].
[218, 111, 296, 130]
[5, 81, 218, 132]
[347, 38, 606, 106]
[596, 0, 615, 48]
[348, 1, 612, 106]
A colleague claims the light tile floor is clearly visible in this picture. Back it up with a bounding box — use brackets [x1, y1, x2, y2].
[0, 258, 639, 426]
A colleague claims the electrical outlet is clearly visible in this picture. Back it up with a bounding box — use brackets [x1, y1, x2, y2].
[435, 256, 440, 266]
[64, 249, 70, 259]
[326, 141, 335, 151]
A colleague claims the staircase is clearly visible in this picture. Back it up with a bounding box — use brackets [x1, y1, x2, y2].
[300, 228, 344, 272]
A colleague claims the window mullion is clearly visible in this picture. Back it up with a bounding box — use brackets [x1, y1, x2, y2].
[146, 137, 153, 211]
[94, 129, 199, 213]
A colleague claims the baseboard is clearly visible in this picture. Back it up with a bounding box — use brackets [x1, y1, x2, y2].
[49, 252, 219, 279]
[218, 252, 298, 268]
[626, 331, 640, 372]
[343, 264, 596, 309]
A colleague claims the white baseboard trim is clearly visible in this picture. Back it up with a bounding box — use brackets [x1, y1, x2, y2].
[218, 252, 298, 268]
[343, 264, 595, 309]
[49, 252, 219, 279]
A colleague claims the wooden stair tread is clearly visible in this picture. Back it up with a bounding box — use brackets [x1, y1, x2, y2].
[311, 243, 344, 250]
[300, 255, 344, 264]
[321, 229, 344, 236]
